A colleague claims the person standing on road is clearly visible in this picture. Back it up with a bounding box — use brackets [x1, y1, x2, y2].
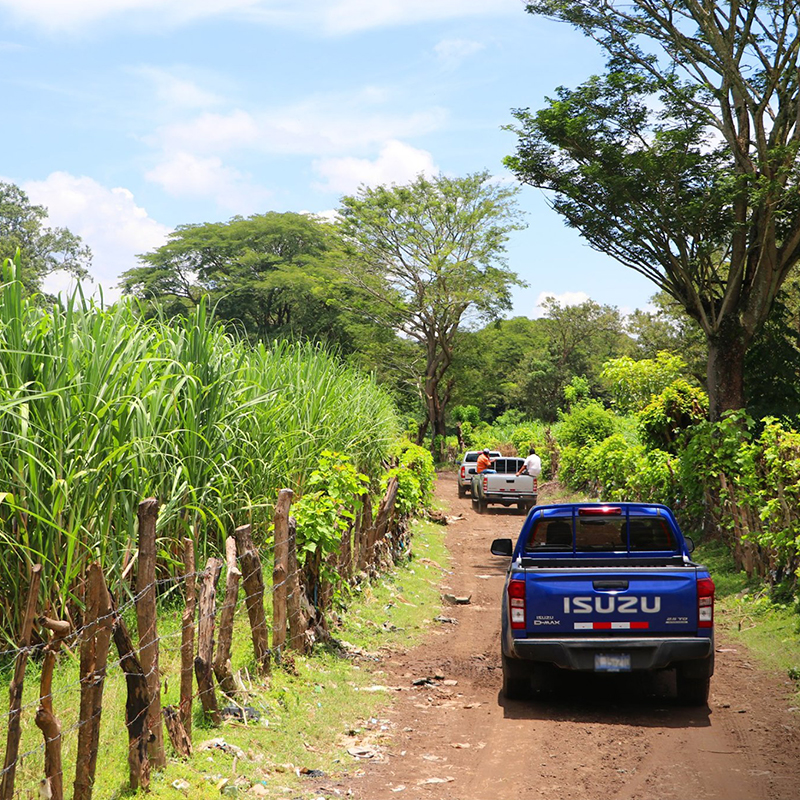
[476, 448, 496, 474]
[517, 446, 542, 478]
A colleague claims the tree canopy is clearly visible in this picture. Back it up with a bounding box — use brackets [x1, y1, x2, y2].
[336, 171, 525, 457]
[0, 182, 91, 296]
[120, 211, 370, 351]
[507, 1, 800, 419]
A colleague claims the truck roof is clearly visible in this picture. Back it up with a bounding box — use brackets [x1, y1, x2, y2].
[518, 502, 690, 560]
[532, 502, 676, 518]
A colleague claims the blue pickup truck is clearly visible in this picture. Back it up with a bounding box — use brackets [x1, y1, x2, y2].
[491, 503, 715, 705]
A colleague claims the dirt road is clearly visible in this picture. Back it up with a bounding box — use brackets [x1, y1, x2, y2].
[338, 472, 800, 800]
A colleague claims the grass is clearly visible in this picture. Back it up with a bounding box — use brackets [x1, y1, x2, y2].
[2, 516, 450, 799]
[694, 539, 800, 701]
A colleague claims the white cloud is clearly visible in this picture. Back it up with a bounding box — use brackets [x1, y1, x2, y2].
[22, 172, 171, 303]
[313, 140, 438, 194]
[532, 290, 591, 317]
[0, 0, 261, 32]
[302, 209, 339, 223]
[152, 101, 447, 157]
[303, 0, 519, 35]
[434, 38, 485, 71]
[0, 0, 517, 34]
[150, 109, 261, 153]
[145, 152, 271, 212]
[132, 66, 223, 109]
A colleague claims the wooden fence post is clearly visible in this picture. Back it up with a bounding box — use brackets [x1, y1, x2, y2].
[179, 536, 196, 738]
[35, 616, 70, 800]
[374, 477, 399, 550]
[194, 557, 223, 724]
[163, 705, 191, 758]
[234, 524, 270, 675]
[135, 498, 165, 769]
[287, 517, 305, 653]
[213, 537, 241, 696]
[0, 563, 41, 800]
[112, 610, 151, 792]
[74, 563, 114, 800]
[272, 489, 294, 655]
[339, 513, 355, 581]
[355, 495, 373, 574]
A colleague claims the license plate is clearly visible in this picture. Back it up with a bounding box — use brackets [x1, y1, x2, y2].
[594, 653, 631, 672]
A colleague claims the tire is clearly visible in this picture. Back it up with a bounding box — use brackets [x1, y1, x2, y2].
[476, 497, 486, 514]
[502, 653, 530, 700]
[517, 503, 527, 515]
[458, 483, 466, 499]
[676, 672, 710, 706]
[471, 496, 478, 511]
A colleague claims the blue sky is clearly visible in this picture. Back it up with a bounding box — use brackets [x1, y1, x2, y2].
[1, 0, 656, 315]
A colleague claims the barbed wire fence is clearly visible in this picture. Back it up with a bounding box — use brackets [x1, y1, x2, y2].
[0, 475, 403, 800]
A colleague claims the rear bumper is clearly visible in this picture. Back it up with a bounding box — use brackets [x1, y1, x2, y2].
[506, 636, 714, 673]
[484, 493, 537, 504]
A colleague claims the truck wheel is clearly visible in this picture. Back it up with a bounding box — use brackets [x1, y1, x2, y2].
[676, 672, 710, 706]
[476, 497, 486, 514]
[517, 503, 527, 515]
[471, 496, 478, 511]
[502, 654, 530, 700]
[458, 484, 466, 499]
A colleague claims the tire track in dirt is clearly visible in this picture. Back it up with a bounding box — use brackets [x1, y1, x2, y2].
[334, 473, 800, 800]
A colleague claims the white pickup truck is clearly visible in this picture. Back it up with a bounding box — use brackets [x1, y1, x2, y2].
[470, 457, 538, 514]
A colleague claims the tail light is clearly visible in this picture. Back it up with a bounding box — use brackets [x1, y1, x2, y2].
[533, 478, 538, 493]
[697, 577, 715, 628]
[460, 466, 465, 479]
[483, 475, 488, 492]
[508, 579, 526, 629]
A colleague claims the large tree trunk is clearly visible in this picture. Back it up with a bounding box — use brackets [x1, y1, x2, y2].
[706, 319, 748, 421]
[424, 338, 454, 462]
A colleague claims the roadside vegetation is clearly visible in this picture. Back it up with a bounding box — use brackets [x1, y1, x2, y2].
[5, 516, 449, 798]
[0, 255, 398, 639]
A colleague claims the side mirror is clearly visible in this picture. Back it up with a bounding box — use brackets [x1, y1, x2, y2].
[684, 536, 695, 553]
[491, 538, 513, 557]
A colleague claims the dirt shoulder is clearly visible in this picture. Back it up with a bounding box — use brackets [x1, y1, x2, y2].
[332, 472, 800, 800]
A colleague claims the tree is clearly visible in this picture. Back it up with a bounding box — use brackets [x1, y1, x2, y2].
[336, 171, 525, 460]
[449, 317, 547, 420]
[508, 297, 629, 420]
[626, 292, 708, 383]
[121, 211, 373, 351]
[0, 182, 91, 295]
[506, 2, 800, 419]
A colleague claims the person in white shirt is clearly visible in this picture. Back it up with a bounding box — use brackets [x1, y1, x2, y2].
[517, 447, 542, 478]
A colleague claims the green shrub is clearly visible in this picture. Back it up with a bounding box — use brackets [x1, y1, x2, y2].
[557, 431, 680, 506]
[557, 401, 616, 448]
[638, 380, 708, 452]
[388, 440, 436, 512]
[290, 451, 370, 589]
[558, 443, 596, 494]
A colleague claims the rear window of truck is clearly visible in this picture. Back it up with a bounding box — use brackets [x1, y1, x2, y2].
[492, 458, 524, 474]
[525, 516, 678, 552]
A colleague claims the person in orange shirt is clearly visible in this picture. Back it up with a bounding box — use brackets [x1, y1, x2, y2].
[476, 448, 496, 473]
